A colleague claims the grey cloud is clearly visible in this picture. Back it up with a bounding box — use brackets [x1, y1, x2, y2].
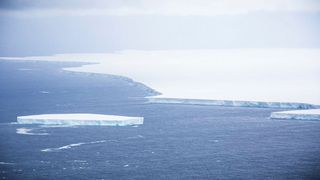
[0, 0, 132, 10]
[1, 0, 320, 17]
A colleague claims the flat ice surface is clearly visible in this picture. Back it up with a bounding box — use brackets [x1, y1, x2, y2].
[2, 49, 320, 105]
[17, 114, 144, 126]
[271, 109, 320, 120]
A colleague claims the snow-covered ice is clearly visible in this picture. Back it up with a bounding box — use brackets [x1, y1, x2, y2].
[270, 109, 320, 120]
[17, 114, 144, 126]
[2, 49, 320, 107]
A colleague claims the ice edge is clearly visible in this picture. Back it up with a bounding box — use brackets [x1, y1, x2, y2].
[147, 97, 315, 109]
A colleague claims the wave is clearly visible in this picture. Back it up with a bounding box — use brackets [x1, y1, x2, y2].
[0, 162, 15, 165]
[41, 140, 106, 152]
[16, 128, 49, 135]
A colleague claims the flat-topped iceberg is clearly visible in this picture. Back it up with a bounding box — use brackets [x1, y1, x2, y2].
[17, 113, 144, 126]
[270, 109, 320, 120]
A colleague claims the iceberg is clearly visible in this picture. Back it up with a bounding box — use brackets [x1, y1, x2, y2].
[148, 97, 315, 109]
[270, 109, 320, 120]
[17, 113, 144, 126]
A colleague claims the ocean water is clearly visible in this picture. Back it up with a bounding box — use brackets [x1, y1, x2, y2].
[0, 60, 320, 180]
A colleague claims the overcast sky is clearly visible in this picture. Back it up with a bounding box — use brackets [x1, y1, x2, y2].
[1, 0, 320, 16]
[0, 0, 320, 56]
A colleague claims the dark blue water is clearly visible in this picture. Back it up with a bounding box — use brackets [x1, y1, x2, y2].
[0, 61, 320, 180]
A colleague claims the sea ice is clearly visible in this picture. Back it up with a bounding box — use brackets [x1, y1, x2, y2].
[270, 109, 320, 120]
[17, 113, 144, 126]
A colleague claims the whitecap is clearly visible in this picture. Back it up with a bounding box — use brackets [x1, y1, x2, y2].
[16, 128, 48, 135]
[127, 135, 144, 139]
[17, 68, 33, 71]
[73, 160, 87, 163]
[0, 162, 15, 165]
[41, 140, 106, 152]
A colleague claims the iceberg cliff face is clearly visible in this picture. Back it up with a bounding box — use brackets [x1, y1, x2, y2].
[17, 114, 144, 126]
[148, 98, 315, 109]
[270, 109, 320, 120]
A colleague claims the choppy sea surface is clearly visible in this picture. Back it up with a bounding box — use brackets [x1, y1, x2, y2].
[0, 60, 320, 180]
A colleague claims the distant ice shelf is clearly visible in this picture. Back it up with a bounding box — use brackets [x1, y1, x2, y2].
[148, 97, 315, 109]
[2, 49, 320, 106]
[17, 113, 144, 126]
[270, 109, 320, 120]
